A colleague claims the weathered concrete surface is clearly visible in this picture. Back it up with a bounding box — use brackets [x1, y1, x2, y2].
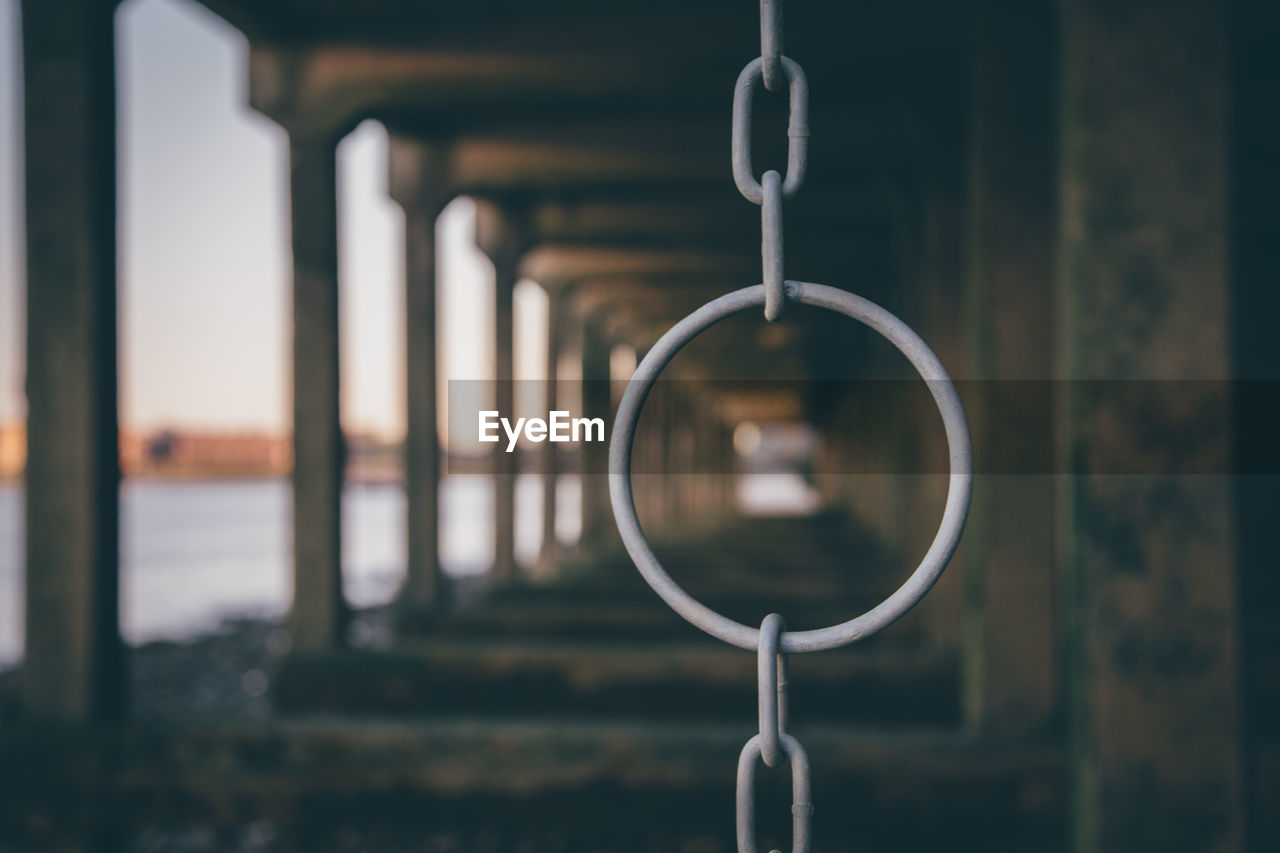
[962, 0, 1059, 739]
[1231, 4, 1280, 850]
[0, 720, 1065, 853]
[21, 0, 125, 723]
[288, 133, 348, 652]
[363, 514, 934, 722]
[273, 640, 959, 726]
[1058, 1, 1241, 850]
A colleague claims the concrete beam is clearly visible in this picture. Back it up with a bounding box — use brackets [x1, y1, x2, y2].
[522, 244, 754, 287]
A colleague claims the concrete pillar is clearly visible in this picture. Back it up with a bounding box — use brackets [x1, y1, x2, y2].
[536, 291, 563, 575]
[21, 0, 125, 722]
[288, 132, 347, 650]
[961, 0, 1058, 739]
[475, 202, 526, 580]
[1059, 1, 1241, 849]
[579, 317, 612, 545]
[388, 139, 451, 608]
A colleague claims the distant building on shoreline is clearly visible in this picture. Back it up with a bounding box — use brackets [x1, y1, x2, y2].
[0, 423, 23, 481]
[0, 422, 495, 483]
[121, 429, 293, 479]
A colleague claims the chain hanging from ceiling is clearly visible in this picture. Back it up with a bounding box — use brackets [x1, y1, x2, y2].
[608, 3, 975, 851]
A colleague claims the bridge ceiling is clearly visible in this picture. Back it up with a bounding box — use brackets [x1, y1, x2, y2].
[197, 0, 972, 413]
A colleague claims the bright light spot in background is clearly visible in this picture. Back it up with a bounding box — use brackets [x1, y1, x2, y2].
[438, 197, 494, 453]
[734, 421, 763, 456]
[610, 343, 637, 383]
[733, 422, 821, 516]
[737, 473, 822, 516]
[339, 120, 405, 441]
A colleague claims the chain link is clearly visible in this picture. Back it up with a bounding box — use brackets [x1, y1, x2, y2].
[757, 613, 789, 766]
[731, 57, 809, 205]
[737, 733, 813, 853]
[733, 2, 807, 323]
[760, 0, 783, 92]
[761, 170, 786, 322]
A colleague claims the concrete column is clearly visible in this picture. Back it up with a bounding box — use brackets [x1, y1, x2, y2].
[1059, 1, 1241, 849]
[475, 202, 525, 580]
[494, 264, 516, 579]
[21, 0, 124, 722]
[961, 0, 1058, 739]
[579, 318, 612, 545]
[288, 132, 347, 650]
[536, 291, 563, 575]
[388, 139, 451, 608]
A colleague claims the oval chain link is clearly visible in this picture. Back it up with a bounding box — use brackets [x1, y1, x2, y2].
[732, 56, 809, 205]
[757, 613, 789, 767]
[737, 733, 813, 853]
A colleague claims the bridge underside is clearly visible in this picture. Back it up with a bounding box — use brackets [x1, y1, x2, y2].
[8, 1, 1279, 852]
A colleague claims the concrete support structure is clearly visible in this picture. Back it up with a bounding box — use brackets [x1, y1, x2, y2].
[1058, 1, 1241, 849]
[288, 132, 347, 650]
[388, 139, 452, 608]
[961, 0, 1058, 739]
[475, 202, 525, 580]
[21, 0, 125, 722]
[536, 290, 564, 575]
[578, 318, 612, 546]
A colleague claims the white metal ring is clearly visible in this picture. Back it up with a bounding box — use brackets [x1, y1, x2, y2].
[608, 281, 973, 653]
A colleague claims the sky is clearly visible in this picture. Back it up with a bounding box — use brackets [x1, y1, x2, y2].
[0, 0, 544, 442]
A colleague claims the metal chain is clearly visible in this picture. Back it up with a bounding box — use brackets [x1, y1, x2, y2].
[732, 9, 808, 323]
[742, 614, 810, 853]
[760, 0, 783, 92]
[610, 2, 973, 851]
[738, 5, 808, 848]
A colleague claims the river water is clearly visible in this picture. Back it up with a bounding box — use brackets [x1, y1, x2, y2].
[0, 470, 822, 667]
[0, 475, 578, 666]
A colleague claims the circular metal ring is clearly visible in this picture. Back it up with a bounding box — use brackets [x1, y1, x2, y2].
[608, 281, 973, 654]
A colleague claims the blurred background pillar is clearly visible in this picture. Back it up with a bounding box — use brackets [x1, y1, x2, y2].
[388, 137, 452, 608]
[475, 201, 526, 580]
[579, 316, 612, 546]
[536, 289, 564, 576]
[1059, 0, 1242, 849]
[961, 0, 1058, 739]
[288, 130, 348, 650]
[21, 0, 125, 722]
